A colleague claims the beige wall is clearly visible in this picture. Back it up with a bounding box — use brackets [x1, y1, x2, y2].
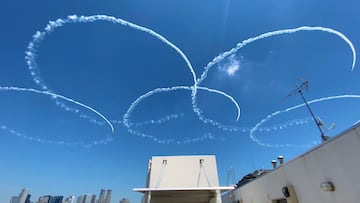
[140, 155, 223, 203]
[149, 155, 220, 188]
[223, 124, 360, 203]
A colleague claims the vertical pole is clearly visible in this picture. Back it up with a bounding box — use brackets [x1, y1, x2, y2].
[298, 89, 327, 141]
[146, 191, 151, 203]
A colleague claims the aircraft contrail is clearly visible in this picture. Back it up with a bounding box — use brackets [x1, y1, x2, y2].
[198, 26, 356, 85]
[25, 14, 241, 127]
[191, 26, 357, 129]
[256, 117, 311, 133]
[249, 95, 360, 147]
[0, 86, 114, 133]
[126, 127, 220, 144]
[0, 122, 113, 147]
[20, 15, 359, 146]
[108, 113, 185, 126]
[132, 113, 185, 128]
[25, 15, 196, 89]
[123, 85, 241, 130]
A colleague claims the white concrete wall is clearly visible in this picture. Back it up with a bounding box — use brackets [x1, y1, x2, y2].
[223, 124, 360, 203]
[149, 155, 220, 188]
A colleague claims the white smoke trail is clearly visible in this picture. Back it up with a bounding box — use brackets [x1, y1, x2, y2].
[122, 85, 243, 142]
[257, 117, 311, 133]
[25, 15, 197, 89]
[209, 117, 312, 135]
[25, 14, 239, 128]
[25, 15, 201, 124]
[249, 95, 360, 148]
[22, 14, 243, 144]
[0, 86, 114, 133]
[132, 113, 185, 128]
[198, 26, 356, 84]
[191, 26, 357, 129]
[124, 84, 314, 137]
[126, 127, 220, 144]
[107, 113, 185, 127]
[0, 122, 113, 147]
[23, 16, 358, 145]
[122, 85, 240, 129]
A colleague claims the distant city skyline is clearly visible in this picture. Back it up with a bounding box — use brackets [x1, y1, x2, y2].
[9, 188, 115, 203]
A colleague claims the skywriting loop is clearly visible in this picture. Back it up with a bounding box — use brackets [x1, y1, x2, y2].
[25, 14, 241, 133]
[1, 14, 357, 147]
[250, 95, 360, 148]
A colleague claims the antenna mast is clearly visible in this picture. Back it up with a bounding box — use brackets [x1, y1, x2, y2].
[227, 167, 236, 186]
[284, 80, 328, 142]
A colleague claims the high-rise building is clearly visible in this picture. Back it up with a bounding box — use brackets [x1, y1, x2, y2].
[119, 198, 130, 203]
[76, 194, 96, 203]
[84, 194, 96, 203]
[104, 190, 112, 203]
[63, 196, 75, 203]
[10, 188, 31, 203]
[76, 196, 83, 203]
[48, 196, 63, 203]
[9, 196, 20, 203]
[18, 188, 29, 203]
[25, 194, 31, 203]
[98, 189, 105, 203]
[37, 195, 50, 203]
[36, 195, 62, 203]
[91, 195, 96, 203]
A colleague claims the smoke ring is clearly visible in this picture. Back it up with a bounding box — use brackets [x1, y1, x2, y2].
[249, 95, 360, 147]
[25, 14, 241, 128]
[0, 86, 115, 146]
[123, 85, 241, 131]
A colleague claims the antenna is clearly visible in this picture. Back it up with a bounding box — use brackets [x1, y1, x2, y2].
[284, 79, 330, 142]
[227, 167, 236, 186]
[317, 116, 335, 131]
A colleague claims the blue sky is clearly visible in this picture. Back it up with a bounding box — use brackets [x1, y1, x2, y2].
[0, 0, 359, 202]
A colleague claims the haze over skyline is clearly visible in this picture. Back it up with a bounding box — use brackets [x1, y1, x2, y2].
[1, 0, 359, 202]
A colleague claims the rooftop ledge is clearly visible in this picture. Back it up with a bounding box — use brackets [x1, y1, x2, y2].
[133, 186, 234, 193]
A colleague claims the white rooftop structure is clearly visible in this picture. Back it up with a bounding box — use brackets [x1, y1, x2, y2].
[222, 123, 360, 203]
[134, 155, 233, 203]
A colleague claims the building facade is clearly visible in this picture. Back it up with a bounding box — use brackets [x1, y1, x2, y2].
[63, 196, 75, 203]
[37, 195, 63, 203]
[222, 123, 360, 203]
[134, 155, 233, 203]
[9, 188, 30, 203]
